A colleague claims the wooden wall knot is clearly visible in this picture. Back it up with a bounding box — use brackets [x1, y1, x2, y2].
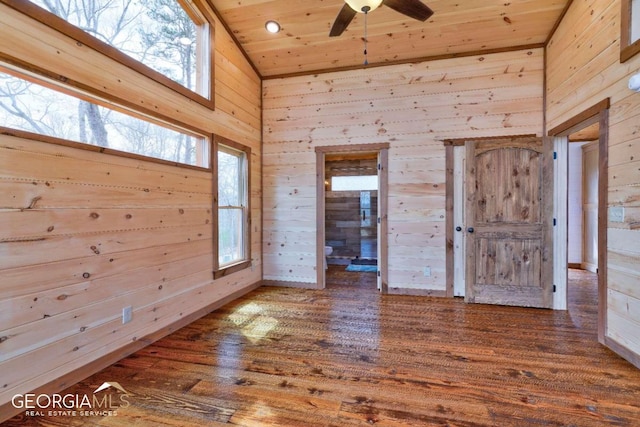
[23, 196, 42, 210]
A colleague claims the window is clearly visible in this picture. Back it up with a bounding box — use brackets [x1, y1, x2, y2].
[17, 0, 213, 106]
[0, 70, 209, 167]
[621, 0, 640, 62]
[331, 175, 378, 191]
[215, 138, 250, 275]
[360, 191, 372, 227]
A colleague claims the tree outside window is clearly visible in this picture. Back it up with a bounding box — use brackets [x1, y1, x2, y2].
[0, 0, 212, 166]
[0, 71, 208, 167]
[28, 0, 208, 95]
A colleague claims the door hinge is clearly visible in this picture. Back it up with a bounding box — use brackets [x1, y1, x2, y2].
[377, 270, 381, 277]
[553, 285, 557, 293]
[553, 151, 557, 160]
[377, 163, 381, 171]
[553, 218, 557, 226]
[377, 217, 381, 224]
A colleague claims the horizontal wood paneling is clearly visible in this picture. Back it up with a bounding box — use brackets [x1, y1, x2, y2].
[0, 1, 262, 419]
[0, 136, 262, 415]
[263, 49, 543, 292]
[546, 0, 640, 363]
[0, 239, 211, 328]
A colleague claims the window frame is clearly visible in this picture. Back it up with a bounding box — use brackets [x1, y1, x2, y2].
[0, 125, 210, 172]
[0, 65, 211, 169]
[213, 135, 251, 278]
[1, 0, 215, 109]
[621, 0, 640, 62]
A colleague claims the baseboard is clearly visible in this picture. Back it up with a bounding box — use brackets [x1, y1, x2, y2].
[604, 336, 640, 370]
[581, 262, 598, 273]
[387, 287, 447, 297]
[0, 280, 262, 423]
[261, 279, 319, 289]
[567, 263, 582, 269]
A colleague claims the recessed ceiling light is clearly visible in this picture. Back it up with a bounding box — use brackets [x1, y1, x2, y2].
[265, 20, 280, 34]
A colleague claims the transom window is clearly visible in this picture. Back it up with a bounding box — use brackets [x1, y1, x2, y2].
[0, 71, 208, 167]
[25, 0, 212, 103]
[331, 175, 378, 191]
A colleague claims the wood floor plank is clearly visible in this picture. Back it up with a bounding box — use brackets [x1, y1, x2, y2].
[4, 268, 640, 426]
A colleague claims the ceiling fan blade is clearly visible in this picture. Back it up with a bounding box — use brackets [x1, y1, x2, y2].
[382, 0, 434, 21]
[329, 3, 357, 37]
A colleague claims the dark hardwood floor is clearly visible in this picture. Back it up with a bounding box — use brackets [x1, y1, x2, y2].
[5, 267, 640, 426]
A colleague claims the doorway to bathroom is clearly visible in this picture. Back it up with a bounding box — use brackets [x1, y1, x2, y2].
[325, 152, 378, 265]
[315, 143, 389, 291]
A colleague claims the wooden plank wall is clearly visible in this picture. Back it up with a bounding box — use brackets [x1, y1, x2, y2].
[0, 2, 261, 418]
[325, 191, 378, 260]
[263, 49, 544, 291]
[547, 0, 640, 363]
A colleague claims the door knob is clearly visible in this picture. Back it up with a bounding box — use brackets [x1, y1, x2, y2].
[467, 227, 474, 233]
[455, 226, 462, 232]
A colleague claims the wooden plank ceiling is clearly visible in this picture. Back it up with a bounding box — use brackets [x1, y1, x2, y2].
[210, 0, 570, 78]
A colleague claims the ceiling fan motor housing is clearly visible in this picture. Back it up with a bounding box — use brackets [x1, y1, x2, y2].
[330, 0, 434, 38]
[346, 0, 383, 13]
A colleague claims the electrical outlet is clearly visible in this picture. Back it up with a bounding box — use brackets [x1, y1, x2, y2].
[423, 267, 431, 277]
[122, 306, 132, 324]
[609, 206, 625, 223]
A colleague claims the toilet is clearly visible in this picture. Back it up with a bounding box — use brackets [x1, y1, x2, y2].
[324, 246, 333, 270]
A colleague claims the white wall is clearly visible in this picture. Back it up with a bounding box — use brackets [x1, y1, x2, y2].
[567, 142, 585, 265]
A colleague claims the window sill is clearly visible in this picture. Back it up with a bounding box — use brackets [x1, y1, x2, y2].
[621, 39, 640, 63]
[213, 260, 251, 279]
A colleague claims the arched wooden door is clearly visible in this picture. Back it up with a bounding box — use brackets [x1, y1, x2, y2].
[465, 137, 553, 308]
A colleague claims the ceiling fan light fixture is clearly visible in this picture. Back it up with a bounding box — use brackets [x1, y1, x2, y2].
[265, 20, 281, 33]
[345, 0, 383, 13]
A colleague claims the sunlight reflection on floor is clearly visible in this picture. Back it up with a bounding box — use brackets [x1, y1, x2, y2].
[228, 302, 279, 344]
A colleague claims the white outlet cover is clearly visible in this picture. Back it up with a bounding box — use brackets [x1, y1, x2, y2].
[122, 306, 133, 324]
[609, 206, 625, 223]
[423, 267, 431, 277]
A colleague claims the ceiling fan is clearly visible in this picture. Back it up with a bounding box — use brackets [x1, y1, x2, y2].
[329, 0, 434, 37]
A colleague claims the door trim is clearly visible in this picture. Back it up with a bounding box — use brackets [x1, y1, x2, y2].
[443, 134, 539, 299]
[552, 136, 569, 310]
[547, 99, 609, 343]
[315, 143, 389, 291]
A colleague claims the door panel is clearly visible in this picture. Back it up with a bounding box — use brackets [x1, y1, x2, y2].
[465, 137, 553, 308]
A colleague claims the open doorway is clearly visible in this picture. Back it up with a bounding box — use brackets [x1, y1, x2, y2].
[566, 126, 600, 328]
[567, 127, 599, 274]
[549, 99, 608, 342]
[324, 152, 379, 269]
[315, 144, 389, 291]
